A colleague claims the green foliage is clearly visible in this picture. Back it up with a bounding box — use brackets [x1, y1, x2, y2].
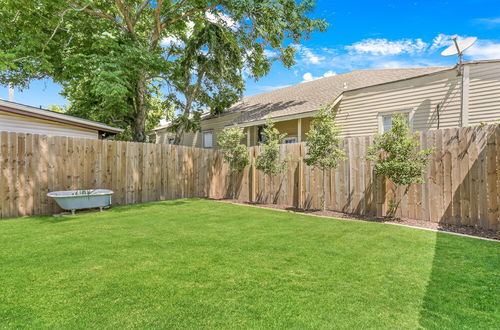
[304, 103, 346, 170]
[47, 105, 66, 113]
[0, 0, 327, 141]
[217, 127, 249, 173]
[367, 114, 433, 186]
[255, 119, 288, 175]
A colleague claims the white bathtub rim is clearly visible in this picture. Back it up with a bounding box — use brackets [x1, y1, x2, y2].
[47, 189, 114, 198]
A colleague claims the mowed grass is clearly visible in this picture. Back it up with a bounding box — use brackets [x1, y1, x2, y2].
[0, 199, 498, 329]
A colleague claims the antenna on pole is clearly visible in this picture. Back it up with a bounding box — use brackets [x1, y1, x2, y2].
[440, 35, 477, 75]
[440, 35, 477, 128]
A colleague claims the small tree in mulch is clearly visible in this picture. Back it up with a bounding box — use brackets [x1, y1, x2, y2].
[255, 119, 289, 203]
[217, 126, 250, 198]
[367, 113, 433, 217]
[255, 119, 289, 175]
[304, 103, 346, 210]
[217, 127, 250, 173]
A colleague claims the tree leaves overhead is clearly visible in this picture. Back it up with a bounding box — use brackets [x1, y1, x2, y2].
[0, 0, 327, 141]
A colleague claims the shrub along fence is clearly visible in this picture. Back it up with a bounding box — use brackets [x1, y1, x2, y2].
[0, 125, 499, 230]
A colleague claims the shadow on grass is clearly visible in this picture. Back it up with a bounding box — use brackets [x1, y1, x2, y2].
[35, 216, 78, 224]
[34, 199, 195, 222]
[108, 199, 193, 213]
[418, 233, 499, 328]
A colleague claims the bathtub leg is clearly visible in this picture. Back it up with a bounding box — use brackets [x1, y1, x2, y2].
[71, 209, 75, 215]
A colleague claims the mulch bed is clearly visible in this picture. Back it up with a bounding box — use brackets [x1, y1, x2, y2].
[217, 199, 499, 241]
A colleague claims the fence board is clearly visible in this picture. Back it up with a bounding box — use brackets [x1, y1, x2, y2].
[0, 126, 498, 230]
[1, 132, 9, 217]
[487, 127, 499, 228]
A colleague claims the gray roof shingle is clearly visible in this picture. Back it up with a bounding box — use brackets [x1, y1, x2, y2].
[228, 66, 451, 124]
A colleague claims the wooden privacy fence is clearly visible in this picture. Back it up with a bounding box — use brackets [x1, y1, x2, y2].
[0, 125, 499, 230]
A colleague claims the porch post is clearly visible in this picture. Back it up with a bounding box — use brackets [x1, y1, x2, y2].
[297, 118, 302, 142]
[247, 127, 251, 146]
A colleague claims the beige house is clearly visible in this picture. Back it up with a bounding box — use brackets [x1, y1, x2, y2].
[153, 59, 500, 148]
[0, 100, 123, 139]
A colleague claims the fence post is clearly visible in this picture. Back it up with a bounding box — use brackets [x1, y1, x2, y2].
[297, 142, 305, 209]
[250, 147, 256, 203]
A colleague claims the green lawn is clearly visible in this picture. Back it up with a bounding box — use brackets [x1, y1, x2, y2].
[0, 199, 498, 329]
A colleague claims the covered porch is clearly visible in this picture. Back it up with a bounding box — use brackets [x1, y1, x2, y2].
[241, 115, 314, 146]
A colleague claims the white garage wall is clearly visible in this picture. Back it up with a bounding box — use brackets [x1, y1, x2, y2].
[0, 111, 98, 139]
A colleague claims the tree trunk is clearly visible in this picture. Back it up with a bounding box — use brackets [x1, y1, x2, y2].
[387, 184, 410, 218]
[173, 71, 205, 145]
[321, 168, 326, 210]
[173, 126, 185, 145]
[132, 78, 148, 142]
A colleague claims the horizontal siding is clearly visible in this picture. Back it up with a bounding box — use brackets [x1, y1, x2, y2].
[197, 113, 241, 148]
[0, 111, 98, 139]
[155, 130, 173, 144]
[155, 62, 500, 143]
[468, 62, 500, 125]
[155, 112, 241, 148]
[338, 70, 461, 136]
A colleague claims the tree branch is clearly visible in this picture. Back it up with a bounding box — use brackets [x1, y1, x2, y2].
[69, 1, 126, 31]
[149, 0, 164, 49]
[133, 0, 151, 24]
[161, 3, 220, 28]
[114, 0, 135, 34]
[43, 4, 90, 51]
[70, 2, 115, 21]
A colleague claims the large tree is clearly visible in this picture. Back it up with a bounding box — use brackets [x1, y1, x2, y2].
[0, 0, 326, 141]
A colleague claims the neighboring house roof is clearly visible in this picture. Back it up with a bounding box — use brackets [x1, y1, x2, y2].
[228, 66, 452, 125]
[0, 99, 124, 135]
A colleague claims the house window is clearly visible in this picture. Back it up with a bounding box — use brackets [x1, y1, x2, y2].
[382, 115, 393, 132]
[257, 125, 266, 142]
[283, 137, 297, 144]
[379, 111, 412, 133]
[203, 131, 213, 148]
[168, 137, 175, 144]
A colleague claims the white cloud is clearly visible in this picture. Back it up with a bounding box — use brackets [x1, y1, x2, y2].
[263, 49, 278, 58]
[430, 33, 454, 50]
[161, 36, 183, 46]
[467, 40, 500, 60]
[161, 21, 195, 47]
[302, 47, 324, 64]
[302, 72, 315, 82]
[474, 17, 500, 27]
[293, 45, 325, 64]
[205, 11, 238, 30]
[323, 70, 336, 77]
[301, 70, 337, 82]
[346, 38, 428, 55]
[321, 47, 337, 54]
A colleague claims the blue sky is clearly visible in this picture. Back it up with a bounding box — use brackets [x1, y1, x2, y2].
[1, 0, 500, 109]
